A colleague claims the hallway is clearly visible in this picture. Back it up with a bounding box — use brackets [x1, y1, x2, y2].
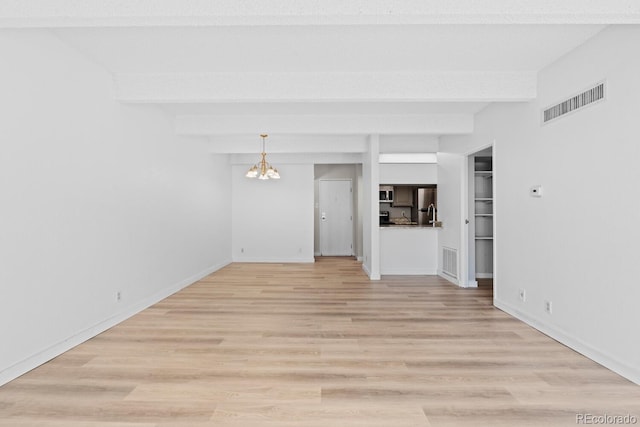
[0, 258, 638, 426]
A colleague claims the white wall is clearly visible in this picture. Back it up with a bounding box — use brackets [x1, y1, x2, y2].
[231, 164, 314, 262]
[356, 163, 363, 261]
[435, 152, 466, 285]
[0, 30, 232, 385]
[380, 228, 438, 275]
[379, 135, 439, 185]
[380, 135, 439, 153]
[379, 163, 437, 184]
[439, 26, 640, 384]
[362, 135, 380, 279]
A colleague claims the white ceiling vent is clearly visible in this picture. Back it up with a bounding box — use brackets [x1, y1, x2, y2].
[542, 81, 605, 125]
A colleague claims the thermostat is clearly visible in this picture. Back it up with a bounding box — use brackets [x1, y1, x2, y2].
[530, 185, 543, 198]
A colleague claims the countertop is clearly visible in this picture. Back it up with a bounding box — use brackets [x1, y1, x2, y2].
[380, 223, 441, 229]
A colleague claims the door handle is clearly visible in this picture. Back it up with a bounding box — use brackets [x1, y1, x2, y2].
[465, 219, 470, 224]
[321, 212, 326, 221]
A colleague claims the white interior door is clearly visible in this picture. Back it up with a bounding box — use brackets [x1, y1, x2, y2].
[319, 180, 353, 256]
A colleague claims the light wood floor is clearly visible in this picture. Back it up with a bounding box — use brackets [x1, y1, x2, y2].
[1, 257, 638, 426]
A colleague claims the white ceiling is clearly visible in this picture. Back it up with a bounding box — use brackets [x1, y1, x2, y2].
[3, 1, 636, 153]
[53, 25, 603, 73]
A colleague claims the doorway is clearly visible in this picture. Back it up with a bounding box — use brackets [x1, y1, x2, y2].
[463, 145, 495, 292]
[318, 179, 354, 256]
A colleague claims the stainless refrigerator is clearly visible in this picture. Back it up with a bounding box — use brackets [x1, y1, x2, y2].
[417, 187, 437, 225]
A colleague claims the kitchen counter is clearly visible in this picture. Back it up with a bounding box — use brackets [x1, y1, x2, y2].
[380, 226, 438, 275]
[380, 223, 441, 228]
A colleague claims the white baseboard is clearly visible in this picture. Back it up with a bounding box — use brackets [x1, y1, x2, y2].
[494, 298, 640, 386]
[362, 263, 371, 277]
[362, 263, 380, 280]
[438, 271, 478, 288]
[356, 256, 363, 262]
[465, 280, 479, 288]
[233, 257, 315, 263]
[0, 260, 231, 387]
[476, 273, 494, 279]
[380, 269, 437, 276]
[438, 270, 459, 286]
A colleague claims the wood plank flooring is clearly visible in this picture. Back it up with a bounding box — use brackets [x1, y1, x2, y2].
[1, 257, 639, 426]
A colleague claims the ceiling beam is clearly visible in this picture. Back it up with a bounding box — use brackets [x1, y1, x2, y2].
[208, 135, 369, 154]
[1, 0, 639, 27]
[117, 71, 536, 104]
[208, 134, 440, 154]
[177, 114, 474, 136]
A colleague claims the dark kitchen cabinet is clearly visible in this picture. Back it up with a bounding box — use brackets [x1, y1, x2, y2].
[392, 186, 414, 207]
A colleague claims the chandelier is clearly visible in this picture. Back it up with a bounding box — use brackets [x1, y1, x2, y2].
[245, 134, 280, 180]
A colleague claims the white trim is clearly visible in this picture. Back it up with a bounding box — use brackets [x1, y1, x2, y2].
[459, 154, 471, 288]
[460, 142, 496, 289]
[0, 260, 231, 387]
[233, 257, 316, 263]
[475, 273, 494, 279]
[362, 261, 380, 280]
[492, 141, 498, 299]
[356, 256, 363, 262]
[465, 280, 479, 288]
[494, 298, 640, 386]
[438, 271, 459, 286]
[381, 269, 438, 276]
[362, 262, 371, 277]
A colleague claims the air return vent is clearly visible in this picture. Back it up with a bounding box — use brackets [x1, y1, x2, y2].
[442, 247, 458, 279]
[542, 81, 605, 124]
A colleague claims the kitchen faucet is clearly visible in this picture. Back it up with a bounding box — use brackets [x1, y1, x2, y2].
[427, 203, 437, 227]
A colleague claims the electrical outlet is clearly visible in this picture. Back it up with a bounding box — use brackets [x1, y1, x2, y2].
[519, 289, 526, 302]
[241, 248, 244, 253]
[116, 291, 121, 302]
[545, 300, 552, 314]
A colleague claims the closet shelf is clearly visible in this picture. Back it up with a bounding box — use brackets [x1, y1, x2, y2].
[474, 155, 493, 277]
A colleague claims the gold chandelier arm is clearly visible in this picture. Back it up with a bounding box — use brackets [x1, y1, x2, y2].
[246, 133, 279, 179]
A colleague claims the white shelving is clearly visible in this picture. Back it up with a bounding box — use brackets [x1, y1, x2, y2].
[474, 156, 493, 278]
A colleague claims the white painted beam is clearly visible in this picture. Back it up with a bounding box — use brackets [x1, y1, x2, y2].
[177, 114, 474, 136]
[1, 0, 639, 27]
[208, 135, 443, 154]
[208, 135, 368, 154]
[229, 152, 364, 164]
[117, 71, 536, 104]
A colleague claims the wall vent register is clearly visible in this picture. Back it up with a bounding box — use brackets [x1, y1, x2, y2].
[442, 247, 458, 279]
[542, 81, 605, 124]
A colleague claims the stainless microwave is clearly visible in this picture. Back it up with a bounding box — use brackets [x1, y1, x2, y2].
[379, 188, 393, 202]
